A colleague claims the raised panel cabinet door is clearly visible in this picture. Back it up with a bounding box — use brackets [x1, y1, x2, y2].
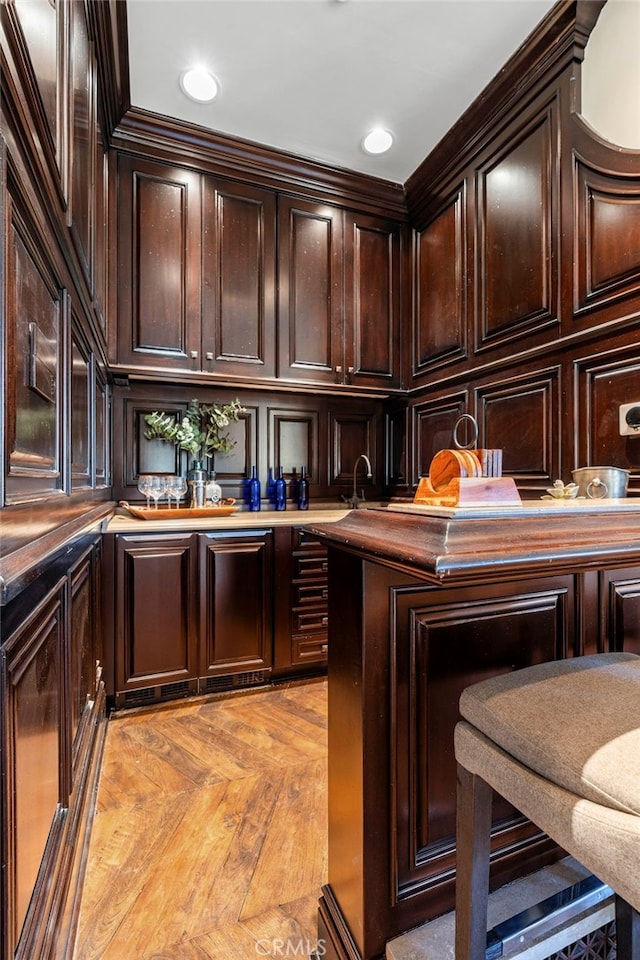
[202, 179, 276, 379]
[1, 588, 64, 956]
[69, 553, 94, 767]
[344, 211, 402, 389]
[392, 578, 572, 901]
[199, 531, 273, 677]
[67, 0, 95, 288]
[115, 534, 198, 702]
[412, 187, 467, 380]
[476, 105, 559, 352]
[116, 156, 202, 370]
[600, 567, 640, 655]
[70, 320, 91, 489]
[277, 196, 344, 384]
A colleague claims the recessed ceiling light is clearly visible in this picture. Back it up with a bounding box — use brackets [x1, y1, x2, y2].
[180, 67, 219, 103]
[362, 127, 394, 155]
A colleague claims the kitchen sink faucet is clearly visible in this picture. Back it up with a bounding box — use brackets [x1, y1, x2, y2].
[343, 453, 373, 509]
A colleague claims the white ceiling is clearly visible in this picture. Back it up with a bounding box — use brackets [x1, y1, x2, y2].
[126, 0, 557, 184]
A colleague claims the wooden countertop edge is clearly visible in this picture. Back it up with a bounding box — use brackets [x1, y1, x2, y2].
[103, 507, 351, 533]
[305, 505, 640, 583]
[0, 501, 116, 605]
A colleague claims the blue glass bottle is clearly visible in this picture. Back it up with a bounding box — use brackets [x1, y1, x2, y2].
[243, 473, 252, 506]
[248, 466, 261, 511]
[275, 466, 287, 511]
[297, 466, 309, 510]
[289, 467, 299, 504]
[266, 467, 276, 506]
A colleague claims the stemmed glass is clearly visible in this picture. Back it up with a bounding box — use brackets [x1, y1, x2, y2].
[137, 474, 154, 509]
[148, 476, 167, 510]
[171, 476, 187, 510]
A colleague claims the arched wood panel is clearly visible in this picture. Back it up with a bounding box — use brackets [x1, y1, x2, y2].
[574, 151, 640, 316]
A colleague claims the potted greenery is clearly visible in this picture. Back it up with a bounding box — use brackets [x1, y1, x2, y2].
[144, 398, 245, 506]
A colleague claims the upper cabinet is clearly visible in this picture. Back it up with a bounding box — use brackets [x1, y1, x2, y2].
[202, 178, 277, 379]
[113, 157, 405, 393]
[410, 94, 560, 385]
[115, 155, 203, 371]
[277, 196, 344, 386]
[344, 210, 402, 390]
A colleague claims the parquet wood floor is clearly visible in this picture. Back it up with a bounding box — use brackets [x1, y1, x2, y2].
[73, 680, 328, 960]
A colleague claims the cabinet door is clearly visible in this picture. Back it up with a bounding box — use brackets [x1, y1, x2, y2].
[344, 211, 402, 389]
[69, 551, 97, 771]
[600, 567, 640, 654]
[199, 531, 273, 679]
[1, 589, 64, 955]
[115, 534, 198, 706]
[277, 196, 344, 384]
[202, 179, 276, 379]
[116, 156, 202, 370]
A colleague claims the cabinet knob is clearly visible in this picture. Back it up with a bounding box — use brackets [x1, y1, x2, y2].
[335, 365, 342, 374]
[205, 352, 214, 361]
[348, 366, 354, 374]
[321, 643, 328, 653]
[190, 350, 198, 359]
[321, 616, 329, 626]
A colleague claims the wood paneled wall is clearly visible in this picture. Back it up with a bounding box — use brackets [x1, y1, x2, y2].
[1, 0, 115, 514]
[111, 381, 384, 505]
[403, 2, 640, 498]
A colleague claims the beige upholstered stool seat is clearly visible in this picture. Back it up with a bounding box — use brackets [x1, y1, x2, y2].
[454, 652, 640, 960]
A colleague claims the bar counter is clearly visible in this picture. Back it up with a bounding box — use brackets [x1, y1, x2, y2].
[305, 500, 640, 960]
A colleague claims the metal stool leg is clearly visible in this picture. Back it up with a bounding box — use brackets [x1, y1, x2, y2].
[616, 895, 640, 960]
[455, 763, 493, 960]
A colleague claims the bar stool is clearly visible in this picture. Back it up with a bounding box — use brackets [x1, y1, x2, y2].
[454, 652, 640, 959]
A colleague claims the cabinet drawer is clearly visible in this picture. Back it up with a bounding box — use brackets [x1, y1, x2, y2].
[295, 582, 328, 606]
[293, 527, 326, 552]
[293, 609, 329, 633]
[293, 636, 329, 664]
[294, 555, 329, 579]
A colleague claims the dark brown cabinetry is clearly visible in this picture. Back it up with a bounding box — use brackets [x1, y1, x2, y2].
[310, 507, 640, 960]
[277, 198, 403, 390]
[199, 530, 273, 684]
[116, 155, 203, 371]
[114, 533, 199, 705]
[113, 161, 404, 393]
[116, 159, 279, 378]
[343, 211, 402, 390]
[273, 526, 329, 674]
[277, 196, 344, 385]
[202, 178, 277, 379]
[110, 528, 278, 707]
[0, 535, 105, 960]
[290, 527, 329, 665]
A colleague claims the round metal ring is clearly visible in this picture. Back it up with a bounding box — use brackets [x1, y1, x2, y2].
[586, 478, 608, 499]
[453, 414, 479, 450]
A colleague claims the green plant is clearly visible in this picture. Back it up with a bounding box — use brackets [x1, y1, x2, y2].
[144, 398, 245, 461]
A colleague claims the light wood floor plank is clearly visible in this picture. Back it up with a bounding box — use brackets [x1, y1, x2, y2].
[74, 680, 327, 960]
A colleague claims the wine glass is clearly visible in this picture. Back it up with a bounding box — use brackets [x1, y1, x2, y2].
[164, 477, 175, 509]
[148, 475, 167, 510]
[172, 476, 187, 510]
[137, 474, 153, 509]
